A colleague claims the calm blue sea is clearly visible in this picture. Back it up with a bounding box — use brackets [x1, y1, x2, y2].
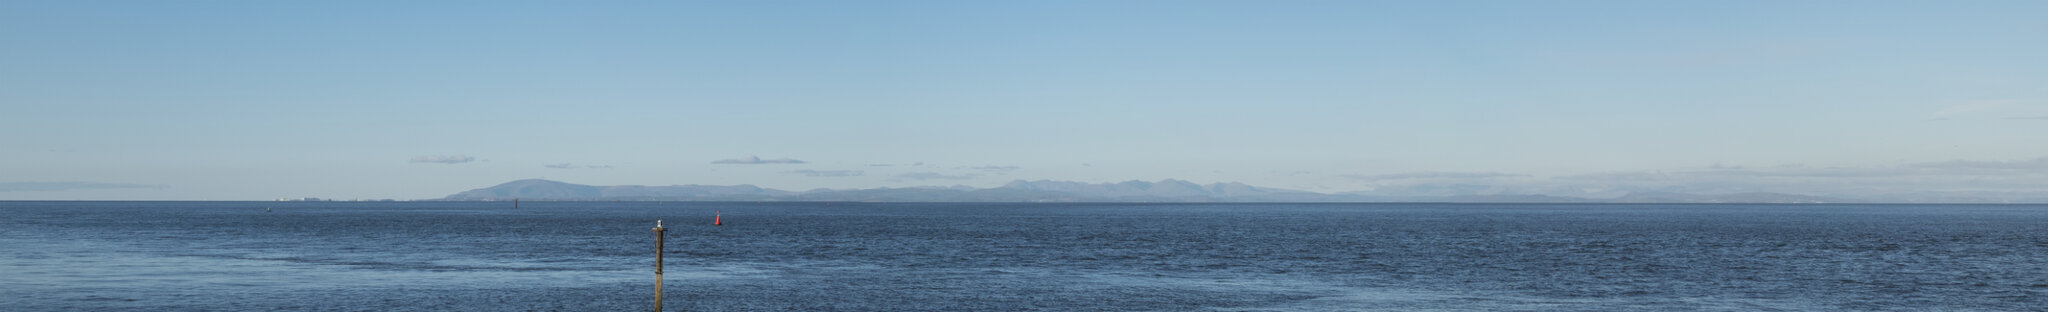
[3, 201, 2046, 311]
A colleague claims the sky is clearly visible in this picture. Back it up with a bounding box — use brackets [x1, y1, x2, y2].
[3, 1, 2046, 200]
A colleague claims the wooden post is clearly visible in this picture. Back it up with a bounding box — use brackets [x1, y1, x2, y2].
[653, 220, 666, 312]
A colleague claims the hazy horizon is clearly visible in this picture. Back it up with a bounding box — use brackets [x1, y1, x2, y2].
[5, 1, 2045, 200]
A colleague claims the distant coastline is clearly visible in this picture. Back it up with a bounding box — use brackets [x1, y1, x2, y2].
[428, 179, 1930, 204]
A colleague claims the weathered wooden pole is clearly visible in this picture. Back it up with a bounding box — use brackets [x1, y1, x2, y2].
[653, 220, 666, 312]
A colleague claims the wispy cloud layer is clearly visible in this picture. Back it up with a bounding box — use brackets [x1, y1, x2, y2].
[968, 165, 1020, 173]
[712, 155, 806, 164]
[787, 169, 864, 177]
[868, 162, 927, 167]
[1342, 172, 1527, 181]
[896, 172, 979, 180]
[1345, 157, 2048, 200]
[1899, 157, 2048, 173]
[1932, 99, 2048, 119]
[0, 181, 163, 192]
[410, 155, 475, 164]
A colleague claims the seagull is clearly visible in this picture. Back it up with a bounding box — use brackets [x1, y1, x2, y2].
[657, 220, 663, 228]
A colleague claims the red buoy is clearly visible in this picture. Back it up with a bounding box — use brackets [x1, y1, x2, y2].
[713, 211, 723, 226]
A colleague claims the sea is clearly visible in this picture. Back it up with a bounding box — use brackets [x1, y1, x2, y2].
[3, 201, 2046, 311]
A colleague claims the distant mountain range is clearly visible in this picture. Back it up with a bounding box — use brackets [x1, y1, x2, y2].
[439, 179, 1868, 203]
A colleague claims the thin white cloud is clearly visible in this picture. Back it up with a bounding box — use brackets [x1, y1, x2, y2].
[410, 155, 475, 164]
[1933, 99, 2016, 117]
[1901, 157, 2048, 173]
[787, 169, 864, 177]
[967, 165, 1020, 173]
[1330, 157, 2048, 200]
[1525, 158, 2048, 199]
[0, 181, 164, 192]
[1342, 172, 1527, 181]
[711, 155, 806, 164]
[1933, 99, 2048, 119]
[896, 172, 979, 180]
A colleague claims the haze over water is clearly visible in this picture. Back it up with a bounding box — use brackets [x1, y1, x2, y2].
[6, 201, 2045, 311]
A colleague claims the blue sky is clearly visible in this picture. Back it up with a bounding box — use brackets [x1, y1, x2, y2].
[4, 1, 2045, 200]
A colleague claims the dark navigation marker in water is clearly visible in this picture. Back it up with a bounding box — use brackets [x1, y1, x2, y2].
[652, 220, 666, 312]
